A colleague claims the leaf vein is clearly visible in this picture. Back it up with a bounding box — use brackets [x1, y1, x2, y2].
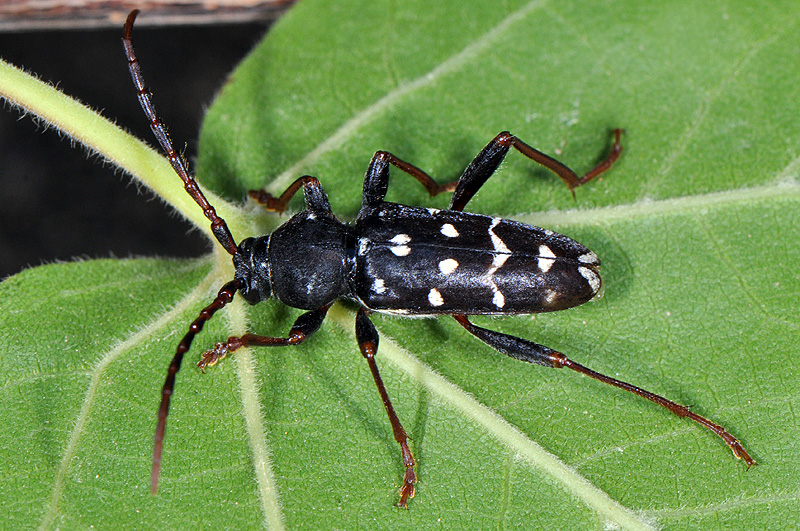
[266, 0, 550, 194]
[651, 17, 796, 190]
[37, 259, 217, 531]
[224, 299, 286, 531]
[517, 181, 800, 229]
[643, 488, 800, 519]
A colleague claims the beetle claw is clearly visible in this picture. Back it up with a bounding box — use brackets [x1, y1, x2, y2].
[397, 467, 416, 508]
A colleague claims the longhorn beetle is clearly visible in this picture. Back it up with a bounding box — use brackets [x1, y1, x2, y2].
[122, 10, 754, 507]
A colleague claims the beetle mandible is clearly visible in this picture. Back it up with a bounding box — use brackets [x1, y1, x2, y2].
[122, 10, 754, 507]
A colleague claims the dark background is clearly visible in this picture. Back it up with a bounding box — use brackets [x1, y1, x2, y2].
[0, 21, 270, 278]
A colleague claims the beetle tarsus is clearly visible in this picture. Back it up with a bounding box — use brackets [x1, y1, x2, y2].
[398, 466, 416, 508]
[559, 356, 757, 467]
[730, 440, 756, 467]
[197, 342, 229, 372]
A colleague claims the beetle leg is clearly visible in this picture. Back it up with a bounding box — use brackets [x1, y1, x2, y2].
[359, 150, 457, 210]
[249, 175, 334, 215]
[152, 301, 330, 494]
[449, 129, 623, 212]
[452, 315, 756, 467]
[196, 304, 331, 370]
[355, 308, 417, 508]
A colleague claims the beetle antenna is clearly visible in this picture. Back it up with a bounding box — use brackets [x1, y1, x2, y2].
[151, 279, 243, 494]
[122, 10, 238, 256]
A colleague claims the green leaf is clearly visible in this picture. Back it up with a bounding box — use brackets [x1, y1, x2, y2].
[2, 0, 799, 529]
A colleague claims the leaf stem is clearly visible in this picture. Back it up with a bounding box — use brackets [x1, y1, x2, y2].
[0, 58, 250, 242]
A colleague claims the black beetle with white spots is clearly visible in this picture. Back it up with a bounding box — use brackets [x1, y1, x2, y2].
[122, 10, 755, 508]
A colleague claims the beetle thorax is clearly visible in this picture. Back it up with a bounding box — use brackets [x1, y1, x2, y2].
[267, 211, 349, 309]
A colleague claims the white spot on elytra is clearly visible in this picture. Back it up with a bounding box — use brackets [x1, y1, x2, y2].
[487, 218, 512, 277]
[578, 251, 599, 264]
[488, 218, 510, 254]
[428, 288, 444, 306]
[427, 207, 441, 215]
[438, 258, 459, 275]
[358, 238, 368, 256]
[493, 291, 505, 308]
[490, 281, 505, 308]
[485, 223, 508, 307]
[538, 244, 556, 273]
[372, 278, 386, 294]
[391, 246, 411, 256]
[440, 223, 459, 238]
[389, 233, 411, 256]
[579, 266, 601, 293]
[492, 253, 509, 269]
[544, 289, 557, 304]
